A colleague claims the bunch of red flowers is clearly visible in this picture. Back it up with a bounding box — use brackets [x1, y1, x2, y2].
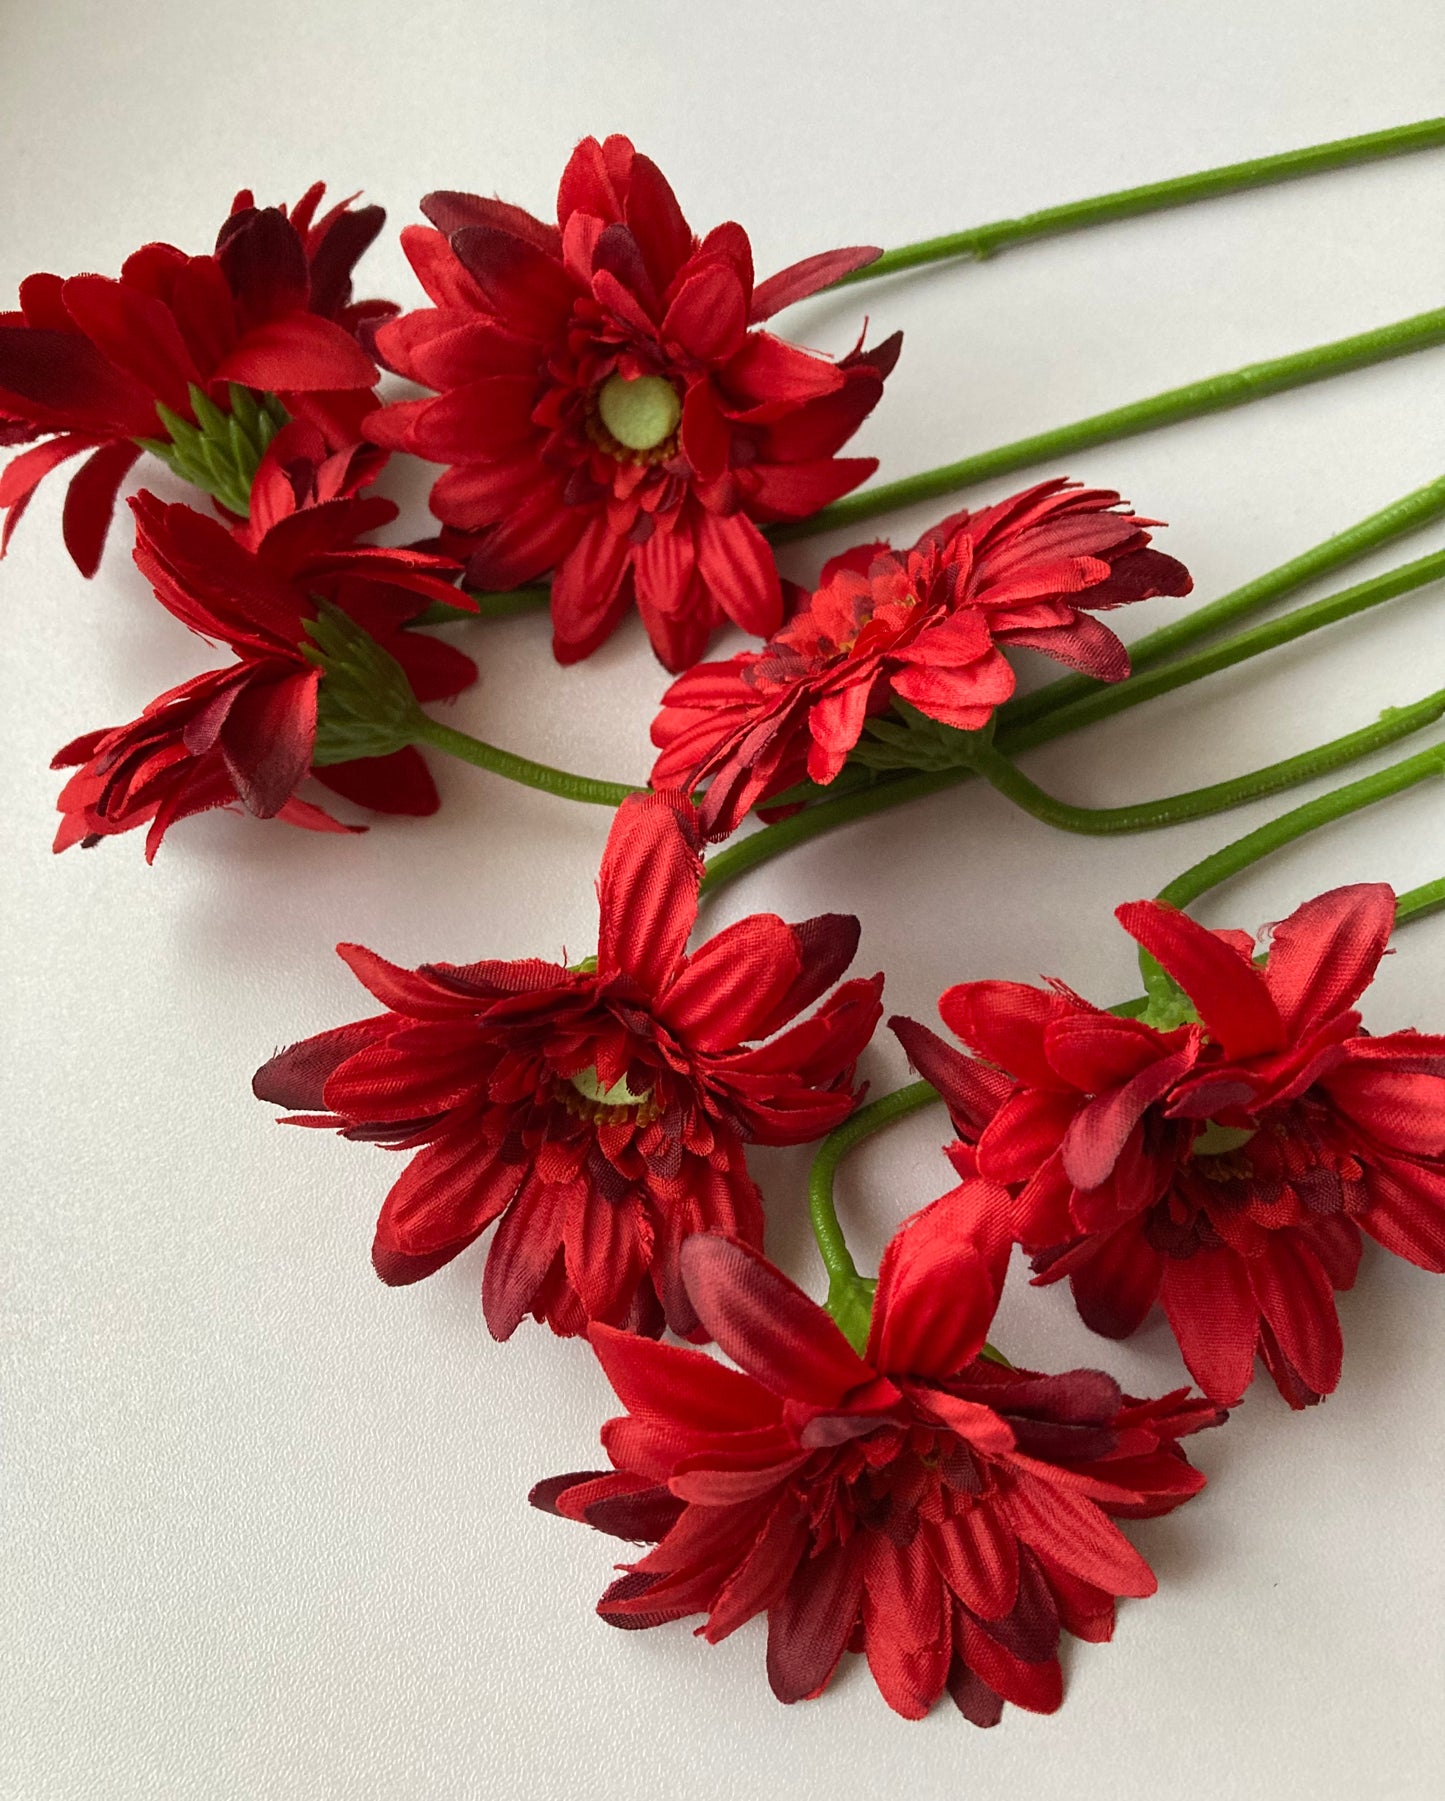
[13, 132, 1445, 1735]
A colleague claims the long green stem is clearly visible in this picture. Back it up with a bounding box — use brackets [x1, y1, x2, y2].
[970, 693, 1445, 835]
[834, 119, 1445, 286]
[776, 308, 1445, 544]
[1155, 744, 1445, 912]
[1000, 474, 1445, 734]
[410, 712, 640, 808]
[1001, 548, 1445, 754]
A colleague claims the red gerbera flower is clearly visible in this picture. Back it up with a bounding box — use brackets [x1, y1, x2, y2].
[368, 133, 899, 671]
[532, 1193, 1221, 1723]
[0, 183, 394, 574]
[52, 423, 472, 858]
[252, 791, 883, 1339]
[652, 479, 1193, 836]
[893, 884, 1445, 1409]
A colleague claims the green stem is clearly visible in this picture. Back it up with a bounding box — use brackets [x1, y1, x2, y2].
[834, 119, 1445, 286]
[410, 712, 640, 808]
[1000, 474, 1445, 734]
[809, 1080, 942, 1351]
[1000, 548, 1445, 754]
[697, 767, 968, 898]
[1397, 877, 1445, 927]
[411, 587, 551, 628]
[970, 692, 1445, 835]
[1155, 743, 1445, 912]
[776, 308, 1445, 543]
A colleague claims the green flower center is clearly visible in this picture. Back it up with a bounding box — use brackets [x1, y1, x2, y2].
[569, 1065, 653, 1109]
[1192, 1120, 1256, 1157]
[595, 372, 682, 452]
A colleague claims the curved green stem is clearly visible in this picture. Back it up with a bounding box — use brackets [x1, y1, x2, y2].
[970, 692, 1445, 835]
[1155, 743, 1445, 913]
[1001, 548, 1445, 754]
[776, 308, 1445, 543]
[809, 1081, 944, 1351]
[1000, 475, 1445, 734]
[410, 712, 640, 808]
[834, 119, 1445, 287]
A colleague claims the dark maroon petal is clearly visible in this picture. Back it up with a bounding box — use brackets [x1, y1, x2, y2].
[252, 1020, 384, 1109]
[765, 1533, 866, 1703]
[679, 1234, 871, 1404]
[218, 206, 309, 324]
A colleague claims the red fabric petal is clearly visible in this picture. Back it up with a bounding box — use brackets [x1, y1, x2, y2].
[596, 791, 702, 993]
[1160, 1248, 1259, 1404]
[60, 439, 141, 576]
[679, 1235, 872, 1405]
[1262, 883, 1395, 1036]
[218, 667, 319, 817]
[59, 274, 201, 414]
[662, 262, 747, 364]
[1249, 1236, 1343, 1396]
[215, 312, 376, 391]
[868, 1180, 1011, 1377]
[749, 247, 881, 321]
[1117, 900, 1283, 1059]
[311, 746, 439, 816]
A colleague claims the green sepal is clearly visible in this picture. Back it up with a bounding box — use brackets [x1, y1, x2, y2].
[303, 605, 426, 766]
[825, 1271, 877, 1356]
[1137, 950, 1200, 1032]
[135, 383, 289, 518]
[847, 700, 993, 775]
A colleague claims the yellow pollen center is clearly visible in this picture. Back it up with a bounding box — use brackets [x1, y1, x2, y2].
[595, 372, 682, 452]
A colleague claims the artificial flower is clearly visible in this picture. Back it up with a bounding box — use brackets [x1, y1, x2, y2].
[368, 133, 899, 670]
[0, 183, 393, 574]
[652, 479, 1193, 835]
[893, 883, 1445, 1408]
[52, 423, 471, 857]
[252, 791, 883, 1338]
[533, 1195, 1221, 1723]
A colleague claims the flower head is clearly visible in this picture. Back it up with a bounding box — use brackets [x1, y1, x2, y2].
[52, 424, 471, 858]
[252, 792, 883, 1338]
[533, 1192, 1221, 1722]
[893, 884, 1445, 1408]
[0, 183, 393, 573]
[653, 479, 1192, 836]
[368, 134, 899, 670]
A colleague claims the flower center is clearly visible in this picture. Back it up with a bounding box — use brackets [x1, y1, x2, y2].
[1192, 1120, 1256, 1157]
[594, 372, 682, 453]
[562, 1064, 659, 1125]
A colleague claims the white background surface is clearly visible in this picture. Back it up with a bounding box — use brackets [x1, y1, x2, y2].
[3, 3, 1445, 1797]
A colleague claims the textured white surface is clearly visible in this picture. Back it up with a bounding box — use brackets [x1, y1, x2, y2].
[3, 3, 1445, 1796]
